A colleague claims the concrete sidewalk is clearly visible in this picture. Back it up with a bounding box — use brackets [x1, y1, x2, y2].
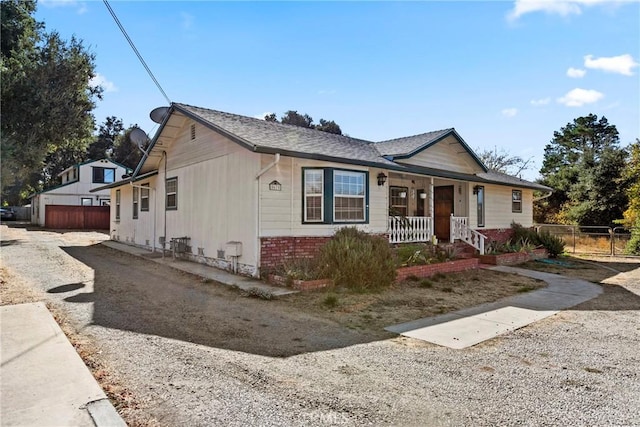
[385, 266, 603, 349]
[101, 240, 297, 296]
[0, 302, 126, 427]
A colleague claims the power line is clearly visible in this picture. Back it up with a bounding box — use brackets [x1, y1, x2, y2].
[103, 0, 171, 105]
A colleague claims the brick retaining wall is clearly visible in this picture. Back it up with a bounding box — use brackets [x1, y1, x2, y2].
[395, 258, 479, 282]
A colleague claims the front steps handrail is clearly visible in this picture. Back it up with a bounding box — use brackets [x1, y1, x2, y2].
[450, 216, 486, 255]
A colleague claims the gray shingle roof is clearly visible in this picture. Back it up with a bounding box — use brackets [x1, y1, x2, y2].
[139, 103, 552, 192]
[175, 103, 396, 166]
[373, 129, 454, 157]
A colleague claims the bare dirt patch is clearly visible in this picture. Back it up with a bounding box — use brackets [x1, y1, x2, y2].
[279, 269, 546, 332]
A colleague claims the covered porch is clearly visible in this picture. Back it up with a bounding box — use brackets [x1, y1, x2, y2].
[384, 172, 486, 254]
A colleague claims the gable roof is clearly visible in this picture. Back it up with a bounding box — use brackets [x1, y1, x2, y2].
[176, 103, 397, 165]
[58, 158, 131, 177]
[132, 102, 550, 192]
[373, 128, 488, 172]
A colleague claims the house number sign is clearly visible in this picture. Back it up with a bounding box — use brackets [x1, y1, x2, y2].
[269, 180, 282, 191]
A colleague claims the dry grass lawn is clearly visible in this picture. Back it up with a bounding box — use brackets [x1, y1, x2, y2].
[280, 269, 546, 333]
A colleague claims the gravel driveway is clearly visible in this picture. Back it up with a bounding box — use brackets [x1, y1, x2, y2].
[2, 224, 639, 426]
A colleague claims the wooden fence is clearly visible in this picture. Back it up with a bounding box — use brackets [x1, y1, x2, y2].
[45, 205, 110, 230]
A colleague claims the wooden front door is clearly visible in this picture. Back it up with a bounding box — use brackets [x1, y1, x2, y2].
[434, 186, 454, 241]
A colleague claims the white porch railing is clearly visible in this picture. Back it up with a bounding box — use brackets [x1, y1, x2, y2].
[388, 216, 433, 244]
[450, 216, 486, 255]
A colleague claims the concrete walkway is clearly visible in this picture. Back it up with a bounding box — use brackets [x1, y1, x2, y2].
[1, 302, 126, 427]
[385, 266, 603, 349]
[101, 241, 297, 296]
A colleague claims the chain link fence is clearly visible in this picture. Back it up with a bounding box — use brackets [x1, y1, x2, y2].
[535, 224, 638, 256]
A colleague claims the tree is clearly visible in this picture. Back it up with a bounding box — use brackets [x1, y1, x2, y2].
[87, 116, 124, 160]
[620, 140, 640, 254]
[315, 119, 342, 135]
[538, 114, 628, 226]
[476, 146, 532, 176]
[264, 110, 344, 135]
[1, 1, 101, 204]
[280, 110, 314, 128]
[112, 126, 146, 171]
[263, 113, 277, 122]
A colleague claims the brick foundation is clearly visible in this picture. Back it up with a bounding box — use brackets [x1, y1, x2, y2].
[260, 236, 331, 270]
[480, 228, 514, 244]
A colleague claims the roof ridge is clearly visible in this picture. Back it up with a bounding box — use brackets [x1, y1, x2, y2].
[174, 102, 375, 145]
[375, 128, 454, 144]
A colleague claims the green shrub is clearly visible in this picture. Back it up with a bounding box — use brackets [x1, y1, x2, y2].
[419, 279, 433, 288]
[511, 222, 541, 246]
[537, 230, 565, 258]
[624, 218, 640, 255]
[323, 293, 339, 308]
[318, 227, 396, 291]
[277, 257, 320, 281]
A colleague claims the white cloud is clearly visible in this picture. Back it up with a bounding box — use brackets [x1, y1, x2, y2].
[530, 97, 551, 106]
[507, 0, 632, 21]
[584, 54, 639, 76]
[567, 67, 586, 78]
[39, 0, 88, 14]
[557, 88, 604, 107]
[501, 108, 518, 117]
[89, 73, 117, 93]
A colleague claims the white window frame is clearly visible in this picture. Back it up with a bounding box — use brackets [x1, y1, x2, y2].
[166, 177, 178, 210]
[512, 190, 522, 213]
[333, 170, 366, 222]
[303, 169, 323, 222]
[141, 184, 150, 212]
[133, 187, 139, 219]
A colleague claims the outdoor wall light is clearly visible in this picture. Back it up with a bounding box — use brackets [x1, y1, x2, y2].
[473, 185, 480, 195]
[377, 172, 387, 186]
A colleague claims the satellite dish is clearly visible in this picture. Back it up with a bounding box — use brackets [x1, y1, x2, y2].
[130, 127, 150, 155]
[150, 106, 170, 124]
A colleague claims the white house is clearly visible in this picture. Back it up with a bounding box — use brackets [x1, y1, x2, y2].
[31, 159, 131, 227]
[95, 103, 552, 277]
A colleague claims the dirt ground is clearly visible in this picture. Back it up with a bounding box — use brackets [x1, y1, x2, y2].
[281, 269, 545, 333]
[2, 224, 639, 426]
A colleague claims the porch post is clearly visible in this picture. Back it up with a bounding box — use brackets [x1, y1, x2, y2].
[429, 177, 434, 241]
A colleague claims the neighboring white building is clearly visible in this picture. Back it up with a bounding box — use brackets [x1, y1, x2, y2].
[95, 103, 552, 277]
[31, 159, 131, 226]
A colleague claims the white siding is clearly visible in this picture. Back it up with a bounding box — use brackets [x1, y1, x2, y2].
[468, 184, 534, 229]
[396, 135, 482, 174]
[259, 156, 388, 237]
[31, 159, 127, 226]
[111, 121, 260, 270]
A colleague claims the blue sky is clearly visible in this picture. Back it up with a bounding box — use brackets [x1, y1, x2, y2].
[36, 0, 639, 181]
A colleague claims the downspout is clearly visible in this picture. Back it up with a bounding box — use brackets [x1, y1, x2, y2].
[254, 153, 280, 277]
